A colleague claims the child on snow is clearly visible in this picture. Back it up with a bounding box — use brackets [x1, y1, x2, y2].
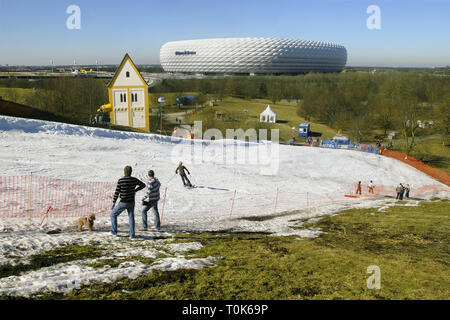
[176, 162, 192, 187]
[356, 181, 362, 195]
[368, 180, 374, 194]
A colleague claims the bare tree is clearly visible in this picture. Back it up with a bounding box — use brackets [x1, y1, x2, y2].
[396, 97, 420, 155]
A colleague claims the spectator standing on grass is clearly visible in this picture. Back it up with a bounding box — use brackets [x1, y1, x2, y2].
[141, 170, 161, 231]
[110, 165, 146, 238]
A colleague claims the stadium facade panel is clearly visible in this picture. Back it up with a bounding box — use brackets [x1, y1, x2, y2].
[160, 38, 347, 74]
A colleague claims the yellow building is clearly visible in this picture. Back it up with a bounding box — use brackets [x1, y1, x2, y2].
[108, 53, 149, 131]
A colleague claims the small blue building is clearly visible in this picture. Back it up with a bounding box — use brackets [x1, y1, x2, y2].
[298, 123, 310, 137]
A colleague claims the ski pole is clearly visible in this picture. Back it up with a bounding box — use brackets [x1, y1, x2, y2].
[166, 173, 176, 184]
[190, 174, 197, 186]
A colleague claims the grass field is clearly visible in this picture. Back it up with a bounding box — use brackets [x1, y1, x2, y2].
[410, 139, 450, 175]
[3, 198, 446, 300]
[0, 87, 37, 106]
[183, 97, 337, 142]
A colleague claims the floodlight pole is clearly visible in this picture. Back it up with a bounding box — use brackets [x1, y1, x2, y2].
[159, 103, 163, 132]
[157, 96, 166, 134]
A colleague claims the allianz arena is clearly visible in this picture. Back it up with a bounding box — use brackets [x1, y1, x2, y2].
[160, 37, 347, 74]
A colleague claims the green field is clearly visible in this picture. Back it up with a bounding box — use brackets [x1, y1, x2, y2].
[396, 138, 450, 175]
[183, 96, 337, 142]
[3, 198, 446, 300]
[0, 87, 38, 106]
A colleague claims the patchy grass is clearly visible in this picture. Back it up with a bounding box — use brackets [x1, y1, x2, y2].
[25, 199, 450, 300]
[0, 244, 104, 279]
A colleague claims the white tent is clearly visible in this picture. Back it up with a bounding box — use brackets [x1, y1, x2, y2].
[260, 105, 277, 123]
[332, 134, 349, 142]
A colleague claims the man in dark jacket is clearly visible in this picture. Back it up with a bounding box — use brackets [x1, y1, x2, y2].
[176, 161, 192, 187]
[110, 165, 146, 238]
[141, 170, 161, 230]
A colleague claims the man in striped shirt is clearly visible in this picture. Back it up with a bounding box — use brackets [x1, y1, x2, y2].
[110, 165, 146, 238]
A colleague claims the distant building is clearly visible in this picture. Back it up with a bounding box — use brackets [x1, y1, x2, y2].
[160, 37, 347, 74]
[260, 105, 277, 123]
[298, 123, 310, 137]
[108, 53, 149, 131]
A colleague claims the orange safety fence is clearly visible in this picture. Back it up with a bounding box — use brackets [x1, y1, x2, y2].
[0, 174, 116, 219]
[1, 174, 449, 225]
[382, 149, 450, 186]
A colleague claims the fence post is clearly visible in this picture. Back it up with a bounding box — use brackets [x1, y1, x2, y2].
[160, 187, 168, 225]
[274, 186, 279, 214]
[230, 189, 236, 218]
[28, 173, 33, 226]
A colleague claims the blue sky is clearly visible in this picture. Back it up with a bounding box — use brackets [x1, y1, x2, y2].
[0, 0, 449, 67]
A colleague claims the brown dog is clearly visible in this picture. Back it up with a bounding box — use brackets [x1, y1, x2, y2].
[77, 214, 96, 232]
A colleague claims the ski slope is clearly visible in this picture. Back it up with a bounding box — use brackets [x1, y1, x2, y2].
[0, 115, 448, 235]
[0, 115, 449, 297]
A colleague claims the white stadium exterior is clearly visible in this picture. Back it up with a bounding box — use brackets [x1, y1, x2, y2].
[160, 37, 347, 74]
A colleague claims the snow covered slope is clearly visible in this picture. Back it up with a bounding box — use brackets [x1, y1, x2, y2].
[0, 115, 448, 297]
[0, 115, 448, 236]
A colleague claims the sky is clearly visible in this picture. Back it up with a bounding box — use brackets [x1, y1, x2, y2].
[0, 0, 449, 67]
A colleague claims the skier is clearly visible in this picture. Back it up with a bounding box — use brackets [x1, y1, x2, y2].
[141, 170, 161, 231]
[356, 181, 362, 195]
[368, 180, 374, 194]
[176, 161, 192, 187]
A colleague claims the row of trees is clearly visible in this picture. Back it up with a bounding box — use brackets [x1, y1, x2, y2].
[152, 72, 450, 152]
[1, 72, 449, 154]
[0, 78, 109, 122]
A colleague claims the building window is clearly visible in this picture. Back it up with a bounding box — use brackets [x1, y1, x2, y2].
[123, 94, 126, 102]
[134, 93, 138, 102]
[126, 71, 130, 78]
[131, 93, 134, 102]
[120, 94, 123, 103]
